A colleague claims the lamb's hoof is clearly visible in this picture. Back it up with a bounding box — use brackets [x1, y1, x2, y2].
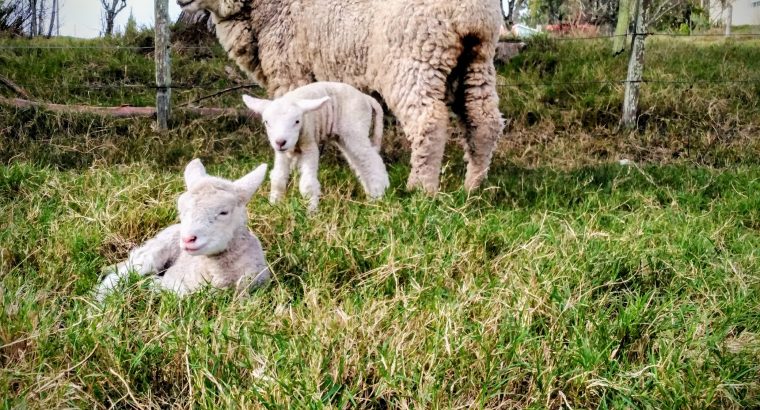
[366, 186, 388, 201]
[94, 272, 122, 302]
[235, 269, 271, 298]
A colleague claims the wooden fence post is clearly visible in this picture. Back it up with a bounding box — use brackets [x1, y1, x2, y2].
[724, 4, 732, 37]
[621, 0, 647, 129]
[155, 0, 171, 130]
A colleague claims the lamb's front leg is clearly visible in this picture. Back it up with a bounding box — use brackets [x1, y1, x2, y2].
[95, 225, 181, 301]
[269, 151, 292, 204]
[298, 147, 321, 212]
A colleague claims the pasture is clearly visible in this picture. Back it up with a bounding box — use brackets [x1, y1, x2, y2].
[1, 34, 759, 408]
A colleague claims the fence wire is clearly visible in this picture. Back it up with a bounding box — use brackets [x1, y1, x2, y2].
[0, 31, 758, 49]
[1, 31, 758, 105]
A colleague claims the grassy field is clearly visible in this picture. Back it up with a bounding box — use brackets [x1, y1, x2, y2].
[1, 33, 760, 408]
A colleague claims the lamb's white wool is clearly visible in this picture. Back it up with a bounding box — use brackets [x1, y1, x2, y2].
[95, 159, 270, 301]
[243, 82, 389, 212]
[178, 0, 505, 194]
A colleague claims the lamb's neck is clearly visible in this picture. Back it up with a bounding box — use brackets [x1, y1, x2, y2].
[194, 227, 251, 265]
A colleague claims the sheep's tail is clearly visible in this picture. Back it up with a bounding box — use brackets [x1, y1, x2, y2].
[367, 95, 384, 152]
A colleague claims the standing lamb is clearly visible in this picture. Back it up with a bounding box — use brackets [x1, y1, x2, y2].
[95, 159, 270, 300]
[178, 0, 505, 194]
[242, 82, 389, 212]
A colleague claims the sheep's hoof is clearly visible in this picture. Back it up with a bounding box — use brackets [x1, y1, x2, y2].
[406, 176, 439, 195]
[464, 168, 488, 193]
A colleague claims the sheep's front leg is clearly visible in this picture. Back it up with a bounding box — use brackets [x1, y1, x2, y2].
[269, 151, 292, 204]
[95, 225, 181, 301]
[297, 147, 321, 212]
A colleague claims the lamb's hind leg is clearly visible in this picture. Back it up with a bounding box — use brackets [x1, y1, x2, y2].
[461, 54, 505, 192]
[336, 123, 389, 200]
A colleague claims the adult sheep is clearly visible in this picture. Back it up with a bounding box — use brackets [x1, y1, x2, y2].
[178, 0, 505, 193]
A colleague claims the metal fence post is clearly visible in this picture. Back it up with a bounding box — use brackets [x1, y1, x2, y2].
[155, 0, 171, 130]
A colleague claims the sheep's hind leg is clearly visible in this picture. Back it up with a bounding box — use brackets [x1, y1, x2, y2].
[392, 96, 449, 194]
[383, 58, 451, 194]
[461, 56, 505, 192]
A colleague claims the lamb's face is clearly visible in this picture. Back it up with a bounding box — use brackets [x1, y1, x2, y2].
[242, 94, 331, 153]
[176, 0, 242, 19]
[177, 159, 267, 256]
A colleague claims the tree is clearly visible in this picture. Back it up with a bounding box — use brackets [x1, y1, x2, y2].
[100, 0, 127, 37]
[526, 0, 566, 24]
[501, 0, 526, 28]
[45, 0, 58, 37]
[0, 0, 31, 36]
[0, 0, 56, 36]
[28, 0, 35, 34]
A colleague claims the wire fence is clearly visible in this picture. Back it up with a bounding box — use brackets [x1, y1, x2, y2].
[1, 30, 759, 49]
[7, 78, 757, 91]
[1, 31, 758, 107]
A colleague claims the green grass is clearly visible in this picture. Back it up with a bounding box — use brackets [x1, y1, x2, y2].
[0, 34, 260, 107]
[1, 34, 760, 408]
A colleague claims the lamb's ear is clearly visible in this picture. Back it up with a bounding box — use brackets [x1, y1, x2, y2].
[242, 94, 270, 115]
[295, 96, 330, 113]
[184, 158, 207, 189]
[234, 163, 268, 202]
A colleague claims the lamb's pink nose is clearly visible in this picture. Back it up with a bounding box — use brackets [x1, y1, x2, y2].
[275, 139, 286, 148]
[182, 235, 197, 245]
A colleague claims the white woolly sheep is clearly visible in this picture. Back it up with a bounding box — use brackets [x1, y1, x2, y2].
[242, 81, 389, 212]
[95, 159, 270, 300]
[178, 0, 505, 194]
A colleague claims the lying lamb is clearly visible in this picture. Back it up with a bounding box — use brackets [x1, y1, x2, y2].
[243, 82, 390, 212]
[95, 159, 270, 301]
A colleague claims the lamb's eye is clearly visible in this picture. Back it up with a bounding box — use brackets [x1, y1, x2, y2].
[295, 120, 300, 125]
[219, 211, 229, 216]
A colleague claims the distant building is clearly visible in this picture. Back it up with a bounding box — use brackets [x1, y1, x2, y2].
[711, 0, 760, 26]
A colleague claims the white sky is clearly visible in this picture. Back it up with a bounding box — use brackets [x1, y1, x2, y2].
[59, 0, 182, 38]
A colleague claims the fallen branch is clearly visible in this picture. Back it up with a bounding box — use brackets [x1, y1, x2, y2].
[0, 97, 251, 119]
[179, 83, 259, 108]
[0, 75, 31, 99]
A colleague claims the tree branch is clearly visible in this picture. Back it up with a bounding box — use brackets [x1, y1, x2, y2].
[0, 75, 31, 99]
[0, 97, 251, 119]
[179, 84, 259, 108]
[114, 0, 127, 15]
